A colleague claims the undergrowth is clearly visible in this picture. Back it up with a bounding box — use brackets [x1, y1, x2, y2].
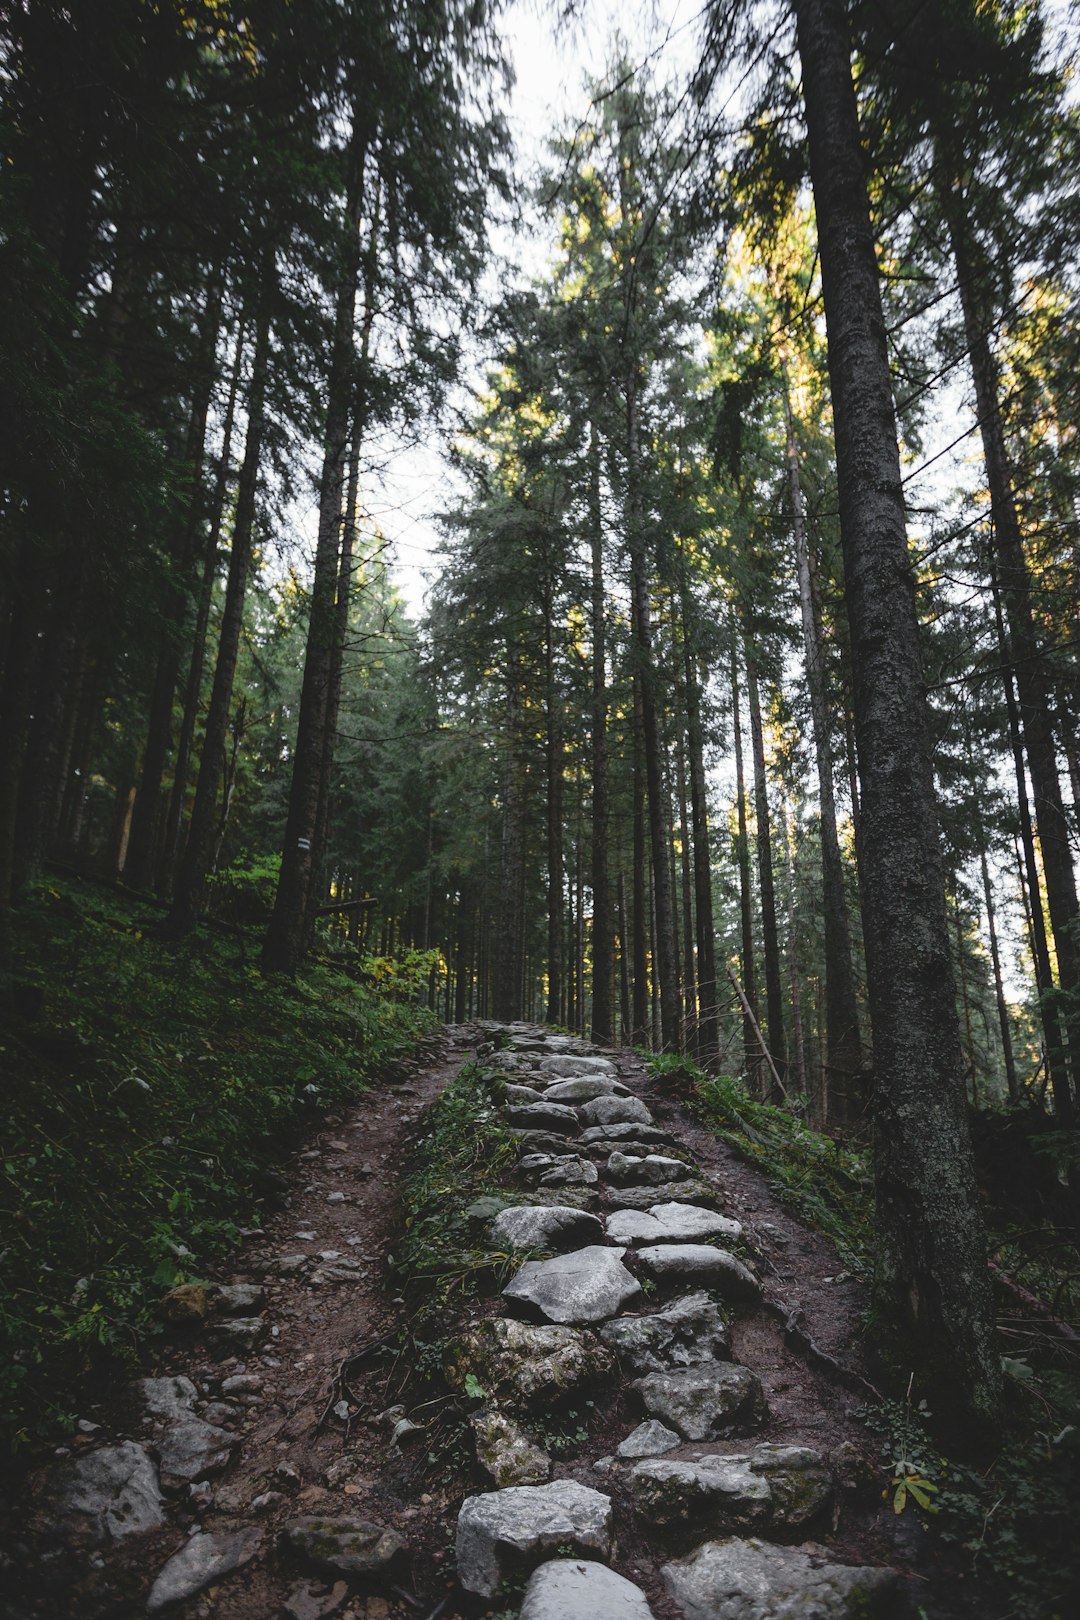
[652, 1053, 1080, 1617]
[647, 1053, 873, 1272]
[395, 1062, 521, 1327]
[0, 875, 433, 1451]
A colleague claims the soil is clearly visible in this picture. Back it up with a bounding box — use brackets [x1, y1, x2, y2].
[1, 1026, 977, 1620]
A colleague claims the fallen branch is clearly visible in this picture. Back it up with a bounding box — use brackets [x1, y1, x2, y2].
[989, 1261, 1080, 1348]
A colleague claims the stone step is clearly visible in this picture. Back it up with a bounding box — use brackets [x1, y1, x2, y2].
[660, 1536, 898, 1619]
[455, 1479, 613, 1599]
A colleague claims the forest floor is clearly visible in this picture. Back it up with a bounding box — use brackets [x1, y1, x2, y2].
[0, 1023, 1038, 1619]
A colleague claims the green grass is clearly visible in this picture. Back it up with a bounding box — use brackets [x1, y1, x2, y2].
[395, 1062, 521, 1322]
[647, 1053, 874, 1272]
[0, 875, 434, 1449]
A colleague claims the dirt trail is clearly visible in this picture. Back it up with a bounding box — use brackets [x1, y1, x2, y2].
[3, 1026, 954, 1620]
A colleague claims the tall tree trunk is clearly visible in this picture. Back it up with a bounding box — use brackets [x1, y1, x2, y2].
[492, 678, 527, 1021]
[588, 424, 613, 1043]
[125, 276, 223, 890]
[784, 368, 864, 1118]
[158, 311, 247, 895]
[981, 848, 1018, 1103]
[544, 574, 564, 1024]
[681, 584, 718, 1066]
[784, 804, 809, 1098]
[795, 0, 1000, 1438]
[943, 186, 1078, 1112]
[731, 640, 758, 1083]
[168, 294, 272, 933]
[746, 648, 787, 1093]
[992, 574, 1069, 1109]
[617, 870, 632, 1041]
[263, 125, 368, 975]
[632, 682, 650, 1047]
[626, 371, 680, 1050]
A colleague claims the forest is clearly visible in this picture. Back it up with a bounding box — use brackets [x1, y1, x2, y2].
[1, 0, 1079, 1615]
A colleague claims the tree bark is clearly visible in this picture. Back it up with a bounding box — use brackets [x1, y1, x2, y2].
[588, 424, 614, 1043]
[794, 0, 1001, 1439]
[981, 848, 1018, 1103]
[784, 369, 864, 1119]
[731, 639, 759, 1084]
[158, 311, 247, 895]
[943, 190, 1078, 1113]
[168, 293, 272, 934]
[263, 124, 368, 975]
[746, 648, 787, 1093]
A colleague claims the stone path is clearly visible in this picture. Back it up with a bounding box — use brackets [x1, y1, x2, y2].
[446, 1025, 902, 1619]
[5, 1024, 922, 1620]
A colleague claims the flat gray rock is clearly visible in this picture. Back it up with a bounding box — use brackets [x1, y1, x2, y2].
[520, 1558, 657, 1619]
[616, 1420, 682, 1459]
[470, 1408, 551, 1487]
[504, 1083, 547, 1105]
[284, 1516, 406, 1577]
[139, 1375, 197, 1421]
[539, 1055, 617, 1077]
[506, 1102, 582, 1134]
[636, 1245, 761, 1301]
[488, 1204, 604, 1251]
[156, 1416, 236, 1485]
[51, 1441, 165, 1544]
[447, 1317, 615, 1409]
[515, 1130, 580, 1155]
[580, 1096, 653, 1128]
[608, 1181, 720, 1211]
[661, 1537, 898, 1620]
[632, 1444, 831, 1532]
[543, 1076, 630, 1103]
[456, 1479, 613, 1597]
[599, 1293, 731, 1374]
[607, 1204, 742, 1248]
[504, 1245, 642, 1324]
[633, 1364, 766, 1440]
[580, 1122, 673, 1147]
[147, 1528, 261, 1612]
[606, 1152, 693, 1186]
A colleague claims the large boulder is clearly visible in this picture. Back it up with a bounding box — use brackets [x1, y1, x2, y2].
[456, 1480, 613, 1598]
[520, 1558, 657, 1620]
[580, 1096, 654, 1129]
[606, 1204, 742, 1248]
[446, 1317, 615, 1410]
[661, 1537, 898, 1620]
[605, 1152, 694, 1187]
[633, 1364, 766, 1441]
[608, 1181, 720, 1211]
[506, 1102, 582, 1135]
[636, 1245, 761, 1302]
[543, 1077, 631, 1103]
[50, 1441, 165, 1544]
[599, 1292, 730, 1374]
[579, 1122, 674, 1148]
[539, 1055, 617, 1077]
[470, 1408, 551, 1487]
[631, 1445, 831, 1531]
[488, 1204, 604, 1252]
[147, 1528, 261, 1612]
[503, 1246, 642, 1325]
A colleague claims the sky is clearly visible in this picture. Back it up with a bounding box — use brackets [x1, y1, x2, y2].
[373, 0, 703, 616]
